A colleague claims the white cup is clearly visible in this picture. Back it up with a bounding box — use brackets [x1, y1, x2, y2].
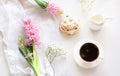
[73, 39, 103, 69]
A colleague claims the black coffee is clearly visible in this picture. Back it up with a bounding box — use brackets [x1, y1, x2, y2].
[80, 43, 99, 62]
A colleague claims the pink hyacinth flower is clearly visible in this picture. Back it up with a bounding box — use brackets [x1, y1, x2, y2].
[26, 53, 33, 59]
[46, 1, 63, 16]
[23, 18, 40, 46]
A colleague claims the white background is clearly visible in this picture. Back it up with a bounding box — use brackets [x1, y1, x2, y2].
[0, 0, 120, 76]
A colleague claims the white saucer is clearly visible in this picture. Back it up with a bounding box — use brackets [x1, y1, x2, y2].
[73, 39, 103, 69]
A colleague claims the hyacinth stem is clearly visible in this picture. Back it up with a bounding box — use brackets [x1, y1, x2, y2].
[32, 44, 40, 76]
[32, 63, 40, 76]
[34, 0, 47, 9]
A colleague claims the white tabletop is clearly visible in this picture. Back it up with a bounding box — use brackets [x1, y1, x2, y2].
[0, 0, 120, 76]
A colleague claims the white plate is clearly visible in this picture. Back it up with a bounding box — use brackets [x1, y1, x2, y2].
[73, 39, 103, 69]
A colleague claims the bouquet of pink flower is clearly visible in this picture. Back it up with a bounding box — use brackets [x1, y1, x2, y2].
[18, 18, 40, 76]
[34, 0, 63, 15]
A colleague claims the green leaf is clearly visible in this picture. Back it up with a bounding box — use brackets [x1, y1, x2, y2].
[34, 0, 48, 9]
[33, 45, 37, 65]
[19, 48, 25, 57]
[27, 46, 33, 53]
[24, 46, 31, 54]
